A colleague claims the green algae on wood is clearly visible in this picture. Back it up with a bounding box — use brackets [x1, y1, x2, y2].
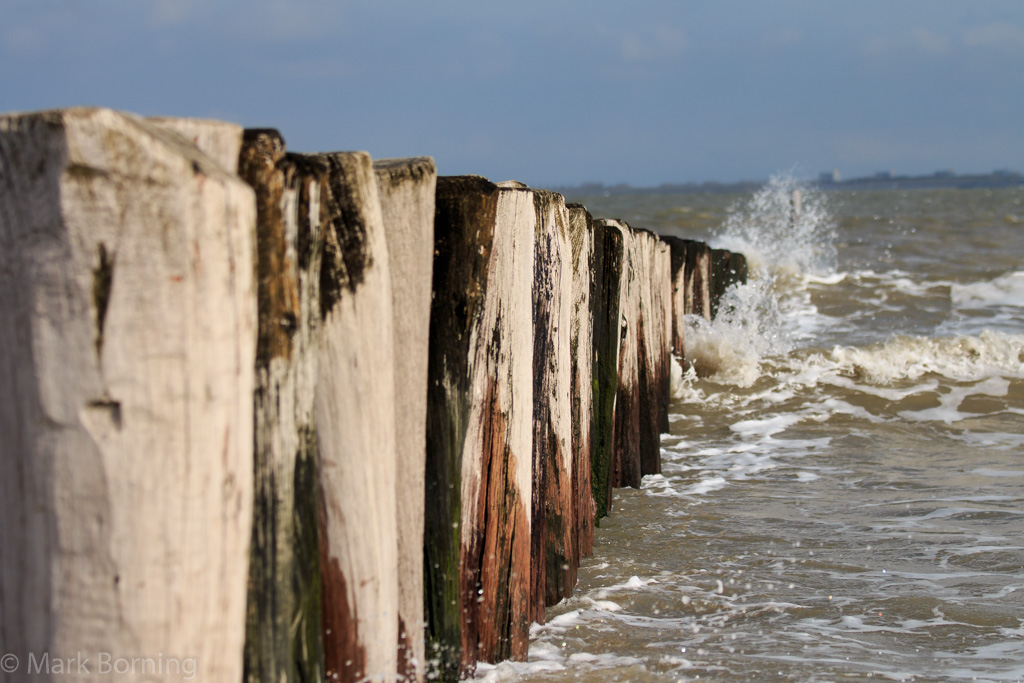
[238, 130, 329, 683]
[426, 176, 534, 680]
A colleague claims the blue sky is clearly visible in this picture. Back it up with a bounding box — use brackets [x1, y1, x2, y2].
[2, 1, 1022, 186]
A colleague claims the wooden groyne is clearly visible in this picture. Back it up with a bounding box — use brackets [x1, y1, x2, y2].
[0, 107, 747, 682]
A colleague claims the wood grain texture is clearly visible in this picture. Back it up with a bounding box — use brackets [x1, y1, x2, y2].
[0, 108, 256, 682]
[238, 130, 328, 683]
[685, 240, 713, 322]
[647, 234, 673, 443]
[520, 187, 574, 613]
[626, 229, 667, 475]
[661, 236, 691, 359]
[661, 236, 715, 370]
[149, 116, 244, 174]
[633, 229, 663, 477]
[597, 219, 642, 489]
[567, 204, 595, 567]
[426, 177, 534, 680]
[374, 157, 437, 683]
[313, 151, 399, 683]
[589, 221, 623, 520]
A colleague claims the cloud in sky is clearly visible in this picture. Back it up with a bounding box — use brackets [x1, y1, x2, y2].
[864, 27, 951, 58]
[148, 0, 198, 28]
[963, 21, 1024, 52]
[619, 25, 688, 63]
[1, 0, 1022, 185]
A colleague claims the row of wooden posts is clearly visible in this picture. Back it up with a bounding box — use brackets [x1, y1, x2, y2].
[0, 108, 747, 682]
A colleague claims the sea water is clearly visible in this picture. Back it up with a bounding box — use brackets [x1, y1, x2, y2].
[476, 180, 1024, 682]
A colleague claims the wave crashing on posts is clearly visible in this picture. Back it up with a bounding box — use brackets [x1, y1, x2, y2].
[683, 175, 837, 386]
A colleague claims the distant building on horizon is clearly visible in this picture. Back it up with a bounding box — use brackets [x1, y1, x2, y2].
[819, 169, 841, 184]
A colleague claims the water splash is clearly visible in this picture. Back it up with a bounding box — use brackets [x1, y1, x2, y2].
[826, 330, 1024, 384]
[683, 176, 837, 386]
[713, 174, 837, 279]
[684, 277, 788, 386]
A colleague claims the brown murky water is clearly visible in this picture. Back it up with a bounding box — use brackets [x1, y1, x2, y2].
[476, 184, 1024, 682]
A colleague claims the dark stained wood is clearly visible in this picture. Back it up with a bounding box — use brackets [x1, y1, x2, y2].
[567, 204, 596, 566]
[425, 177, 534, 680]
[238, 130, 328, 683]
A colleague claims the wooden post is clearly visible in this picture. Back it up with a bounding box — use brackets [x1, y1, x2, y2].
[728, 252, 749, 288]
[236, 130, 328, 683]
[313, 151, 399, 683]
[596, 219, 643, 489]
[589, 220, 623, 519]
[508, 185, 574, 613]
[425, 176, 534, 680]
[710, 248, 748, 319]
[567, 204, 595, 565]
[374, 157, 437, 683]
[150, 116, 246, 172]
[0, 108, 256, 681]
[632, 229, 663, 477]
[684, 239, 713, 322]
[650, 237, 673, 436]
[662, 235, 691, 359]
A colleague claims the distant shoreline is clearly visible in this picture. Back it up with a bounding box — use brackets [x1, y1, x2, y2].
[550, 170, 1024, 196]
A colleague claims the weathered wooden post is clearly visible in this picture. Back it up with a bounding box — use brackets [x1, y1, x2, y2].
[374, 157, 437, 683]
[662, 235, 691, 359]
[589, 220, 624, 518]
[150, 116, 248, 172]
[650, 236, 673, 436]
[567, 204, 595, 567]
[236, 130, 328, 683]
[425, 176, 534, 680]
[680, 239, 713, 322]
[631, 229, 663, 477]
[0, 108, 256, 681]
[595, 219, 643, 489]
[728, 252, 749, 289]
[509, 185, 574, 614]
[710, 248, 749, 318]
[710, 248, 733, 319]
[313, 151, 399, 683]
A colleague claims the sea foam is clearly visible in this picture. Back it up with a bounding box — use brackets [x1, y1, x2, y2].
[683, 175, 837, 386]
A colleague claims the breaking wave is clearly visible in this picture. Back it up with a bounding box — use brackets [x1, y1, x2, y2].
[683, 176, 835, 386]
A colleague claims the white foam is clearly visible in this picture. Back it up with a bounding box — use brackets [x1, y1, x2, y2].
[898, 376, 1009, 424]
[823, 375, 940, 401]
[828, 331, 1024, 383]
[804, 271, 848, 285]
[472, 658, 565, 682]
[567, 652, 645, 667]
[669, 355, 687, 399]
[585, 599, 624, 612]
[592, 576, 658, 600]
[684, 277, 787, 387]
[729, 413, 803, 437]
[680, 176, 842, 387]
[952, 270, 1024, 309]
[545, 609, 583, 629]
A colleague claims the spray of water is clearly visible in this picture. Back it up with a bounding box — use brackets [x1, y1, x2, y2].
[683, 278, 787, 386]
[713, 173, 837, 278]
[683, 175, 837, 386]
